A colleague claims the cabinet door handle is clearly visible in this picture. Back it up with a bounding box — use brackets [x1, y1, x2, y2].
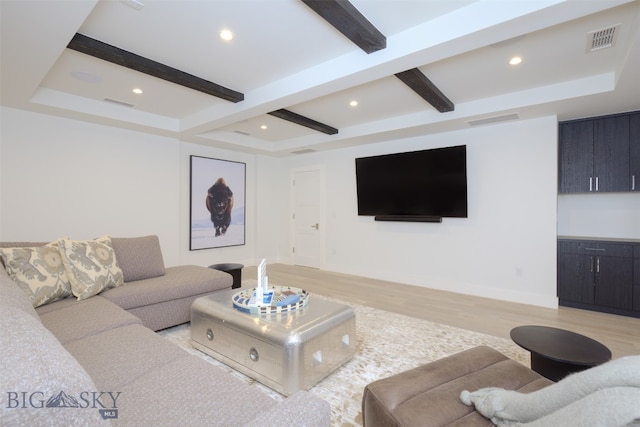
[633, 175, 636, 191]
[590, 256, 594, 273]
[595, 176, 599, 192]
[589, 177, 593, 192]
[596, 257, 600, 273]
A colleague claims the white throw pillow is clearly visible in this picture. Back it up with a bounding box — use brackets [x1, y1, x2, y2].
[58, 235, 124, 300]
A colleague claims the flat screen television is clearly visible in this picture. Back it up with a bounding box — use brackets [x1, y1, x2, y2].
[355, 145, 468, 221]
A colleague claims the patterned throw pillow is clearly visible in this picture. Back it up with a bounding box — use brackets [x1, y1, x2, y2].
[57, 235, 124, 300]
[0, 242, 72, 307]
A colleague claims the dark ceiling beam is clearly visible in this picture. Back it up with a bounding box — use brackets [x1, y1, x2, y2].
[395, 68, 454, 113]
[268, 109, 338, 135]
[301, 0, 386, 54]
[67, 33, 244, 103]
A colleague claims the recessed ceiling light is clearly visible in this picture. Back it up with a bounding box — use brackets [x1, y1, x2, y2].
[509, 56, 523, 65]
[132, 88, 143, 94]
[349, 100, 358, 107]
[219, 29, 233, 41]
[260, 125, 268, 130]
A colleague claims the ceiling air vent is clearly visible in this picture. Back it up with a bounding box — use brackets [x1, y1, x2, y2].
[103, 98, 134, 107]
[233, 130, 251, 136]
[291, 149, 316, 155]
[586, 24, 620, 53]
[468, 113, 519, 127]
[120, 0, 144, 10]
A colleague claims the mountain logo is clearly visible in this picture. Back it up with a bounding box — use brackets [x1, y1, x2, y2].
[45, 391, 80, 408]
[6, 389, 120, 419]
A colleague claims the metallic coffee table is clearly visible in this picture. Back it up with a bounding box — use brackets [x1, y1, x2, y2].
[191, 287, 356, 396]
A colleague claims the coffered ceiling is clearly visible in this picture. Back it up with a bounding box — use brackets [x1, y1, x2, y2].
[1, 0, 639, 156]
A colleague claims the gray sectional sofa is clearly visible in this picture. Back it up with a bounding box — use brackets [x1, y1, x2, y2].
[0, 235, 330, 426]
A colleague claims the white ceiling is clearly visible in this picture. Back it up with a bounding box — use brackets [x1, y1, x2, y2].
[2, 0, 639, 157]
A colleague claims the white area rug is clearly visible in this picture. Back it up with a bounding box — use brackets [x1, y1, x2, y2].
[158, 290, 530, 426]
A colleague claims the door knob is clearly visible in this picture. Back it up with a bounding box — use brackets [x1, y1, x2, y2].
[311, 223, 319, 230]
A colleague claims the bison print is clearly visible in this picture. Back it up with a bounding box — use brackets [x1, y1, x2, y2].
[206, 178, 234, 236]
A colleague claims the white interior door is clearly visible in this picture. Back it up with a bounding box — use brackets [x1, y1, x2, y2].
[293, 168, 324, 268]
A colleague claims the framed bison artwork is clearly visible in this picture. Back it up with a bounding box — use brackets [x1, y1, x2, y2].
[189, 155, 246, 250]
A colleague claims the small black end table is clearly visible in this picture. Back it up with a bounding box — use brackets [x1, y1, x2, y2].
[208, 263, 243, 289]
[510, 325, 611, 381]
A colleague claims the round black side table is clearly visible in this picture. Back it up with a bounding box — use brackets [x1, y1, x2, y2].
[510, 325, 611, 381]
[208, 263, 244, 289]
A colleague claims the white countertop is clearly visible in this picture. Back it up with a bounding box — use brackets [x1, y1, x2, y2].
[558, 236, 640, 243]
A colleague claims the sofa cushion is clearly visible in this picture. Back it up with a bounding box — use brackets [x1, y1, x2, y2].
[100, 265, 231, 310]
[37, 296, 142, 345]
[64, 324, 190, 390]
[0, 267, 40, 320]
[34, 295, 86, 315]
[58, 235, 124, 300]
[0, 306, 105, 426]
[0, 242, 72, 307]
[116, 356, 274, 426]
[111, 235, 166, 282]
[127, 293, 208, 331]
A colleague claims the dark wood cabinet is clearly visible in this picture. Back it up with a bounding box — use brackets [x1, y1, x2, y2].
[593, 115, 630, 192]
[559, 121, 593, 193]
[594, 251, 633, 310]
[630, 113, 640, 192]
[558, 251, 594, 304]
[557, 239, 637, 317]
[559, 111, 637, 193]
[634, 246, 640, 311]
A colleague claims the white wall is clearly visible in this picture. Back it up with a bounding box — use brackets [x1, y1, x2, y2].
[281, 116, 560, 307]
[558, 193, 640, 239]
[254, 155, 290, 264]
[9, 107, 625, 308]
[0, 107, 264, 268]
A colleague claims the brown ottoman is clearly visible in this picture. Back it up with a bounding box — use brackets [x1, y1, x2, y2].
[362, 346, 553, 427]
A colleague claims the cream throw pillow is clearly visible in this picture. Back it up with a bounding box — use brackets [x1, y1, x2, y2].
[0, 242, 72, 307]
[58, 235, 124, 300]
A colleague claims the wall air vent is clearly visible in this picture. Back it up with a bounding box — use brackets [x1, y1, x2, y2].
[291, 149, 316, 155]
[468, 113, 519, 127]
[103, 98, 134, 107]
[586, 24, 620, 52]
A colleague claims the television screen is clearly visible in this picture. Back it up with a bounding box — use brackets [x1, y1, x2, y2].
[355, 145, 468, 219]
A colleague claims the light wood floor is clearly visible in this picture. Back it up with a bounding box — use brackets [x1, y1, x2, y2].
[243, 264, 640, 359]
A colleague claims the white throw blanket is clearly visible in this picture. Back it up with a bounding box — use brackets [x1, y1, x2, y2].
[460, 355, 640, 426]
